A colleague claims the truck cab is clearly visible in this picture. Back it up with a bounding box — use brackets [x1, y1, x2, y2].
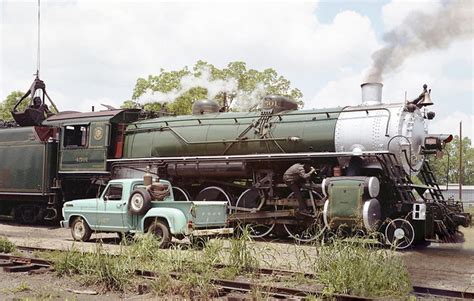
[60, 178, 232, 248]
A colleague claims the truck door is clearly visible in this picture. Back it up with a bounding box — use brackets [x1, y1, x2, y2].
[99, 183, 128, 231]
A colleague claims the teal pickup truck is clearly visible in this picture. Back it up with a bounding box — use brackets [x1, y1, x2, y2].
[60, 178, 232, 248]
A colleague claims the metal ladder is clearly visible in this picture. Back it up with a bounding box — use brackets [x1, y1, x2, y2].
[377, 153, 416, 203]
[418, 160, 445, 201]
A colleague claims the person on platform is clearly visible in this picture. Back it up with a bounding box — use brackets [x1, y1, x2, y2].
[31, 96, 52, 117]
[283, 163, 316, 213]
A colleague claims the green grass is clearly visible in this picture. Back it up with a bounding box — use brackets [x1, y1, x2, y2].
[228, 227, 259, 272]
[42, 231, 411, 299]
[53, 244, 134, 291]
[0, 236, 15, 253]
[312, 238, 411, 298]
[9, 281, 31, 293]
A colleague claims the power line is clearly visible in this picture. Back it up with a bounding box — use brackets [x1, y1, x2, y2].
[36, 0, 41, 77]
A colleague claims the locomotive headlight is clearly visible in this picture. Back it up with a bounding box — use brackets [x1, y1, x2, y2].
[424, 137, 441, 150]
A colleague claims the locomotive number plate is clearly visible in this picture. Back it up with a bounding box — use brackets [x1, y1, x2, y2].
[93, 127, 104, 141]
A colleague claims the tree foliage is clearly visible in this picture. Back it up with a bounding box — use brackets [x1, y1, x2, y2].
[123, 61, 303, 115]
[0, 91, 29, 121]
[428, 136, 474, 185]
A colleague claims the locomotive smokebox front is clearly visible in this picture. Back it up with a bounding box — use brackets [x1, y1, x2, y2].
[335, 82, 429, 175]
[361, 82, 383, 105]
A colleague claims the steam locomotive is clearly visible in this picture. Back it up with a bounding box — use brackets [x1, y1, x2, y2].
[0, 78, 470, 249]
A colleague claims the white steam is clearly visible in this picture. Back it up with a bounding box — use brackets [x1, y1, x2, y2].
[136, 67, 266, 112]
[230, 83, 267, 111]
[366, 1, 473, 82]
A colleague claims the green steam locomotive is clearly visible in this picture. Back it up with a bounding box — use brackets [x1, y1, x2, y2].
[0, 79, 470, 249]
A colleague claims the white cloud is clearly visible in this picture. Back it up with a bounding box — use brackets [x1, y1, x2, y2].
[308, 71, 364, 109]
[429, 112, 474, 140]
[0, 0, 471, 138]
[309, 0, 473, 139]
[1, 1, 378, 112]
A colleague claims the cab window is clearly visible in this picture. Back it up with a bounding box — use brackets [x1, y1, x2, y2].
[103, 184, 123, 201]
[64, 125, 89, 148]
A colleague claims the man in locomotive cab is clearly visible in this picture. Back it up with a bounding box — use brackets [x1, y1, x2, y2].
[283, 163, 316, 213]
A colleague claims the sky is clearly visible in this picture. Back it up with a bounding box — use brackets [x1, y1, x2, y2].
[0, 0, 473, 139]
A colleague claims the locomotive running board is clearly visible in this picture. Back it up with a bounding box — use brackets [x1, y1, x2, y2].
[108, 150, 391, 164]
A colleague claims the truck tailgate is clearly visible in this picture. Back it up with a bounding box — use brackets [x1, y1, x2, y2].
[190, 201, 228, 227]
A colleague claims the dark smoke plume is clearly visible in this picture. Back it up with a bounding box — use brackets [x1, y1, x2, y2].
[366, 0, 473, 82]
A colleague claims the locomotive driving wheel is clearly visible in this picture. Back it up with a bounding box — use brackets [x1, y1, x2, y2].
[384, 218, 415, 250]
[172, 186, 191, 201]
[234, 188, 276, 238]
[282, 191, 326, 242]
[195, 186, 232, 206]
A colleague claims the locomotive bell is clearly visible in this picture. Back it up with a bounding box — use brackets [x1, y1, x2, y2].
[419, 89, 434, 106]
[412, 84, 434, 107]
[262, 95, 298, 114]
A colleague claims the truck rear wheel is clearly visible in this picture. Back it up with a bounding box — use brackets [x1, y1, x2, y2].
[189, 236, 209, 249]
[128, 189, 152, 215]
[147, 219, 171, 248]
[71, 217, 92, 242]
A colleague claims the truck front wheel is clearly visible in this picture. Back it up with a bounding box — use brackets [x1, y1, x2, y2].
[147, 219, 171, 248]
[71, 217, 92, 242]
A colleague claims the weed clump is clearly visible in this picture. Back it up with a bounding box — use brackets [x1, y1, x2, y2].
[0, 236, 15, 253]
[228, 227, 259, 272]
[53, 244, 133, 291]
[313, 239, 411, 298]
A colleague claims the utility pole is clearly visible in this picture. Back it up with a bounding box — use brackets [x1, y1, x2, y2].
[459, 121, 463, 201]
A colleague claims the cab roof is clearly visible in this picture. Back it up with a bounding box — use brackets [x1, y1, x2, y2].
[42, 109, 141, 126]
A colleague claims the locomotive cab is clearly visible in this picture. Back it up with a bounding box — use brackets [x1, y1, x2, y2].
[42, 109, 140, 174]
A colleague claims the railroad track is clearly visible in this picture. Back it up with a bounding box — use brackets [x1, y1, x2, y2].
[3, 248, 474, 300]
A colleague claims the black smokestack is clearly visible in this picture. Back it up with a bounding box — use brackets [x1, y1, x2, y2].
[366, 1, 473, 82]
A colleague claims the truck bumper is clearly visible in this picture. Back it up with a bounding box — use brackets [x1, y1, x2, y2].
[60, 220, 69, 228]
[191, 227, 233, 236]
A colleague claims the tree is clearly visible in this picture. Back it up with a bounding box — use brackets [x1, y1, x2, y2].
[124, 61, 303, 115]
[428, 136, 474, 185]
[0, 91, 29, 121]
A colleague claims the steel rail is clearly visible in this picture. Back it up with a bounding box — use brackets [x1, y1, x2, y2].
[136, 269, 370, 300]
[412, 286, 474, 299]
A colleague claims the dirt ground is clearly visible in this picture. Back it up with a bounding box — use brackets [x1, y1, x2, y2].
[401, 227, 474, 293]
[0, 222, 473, 299]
